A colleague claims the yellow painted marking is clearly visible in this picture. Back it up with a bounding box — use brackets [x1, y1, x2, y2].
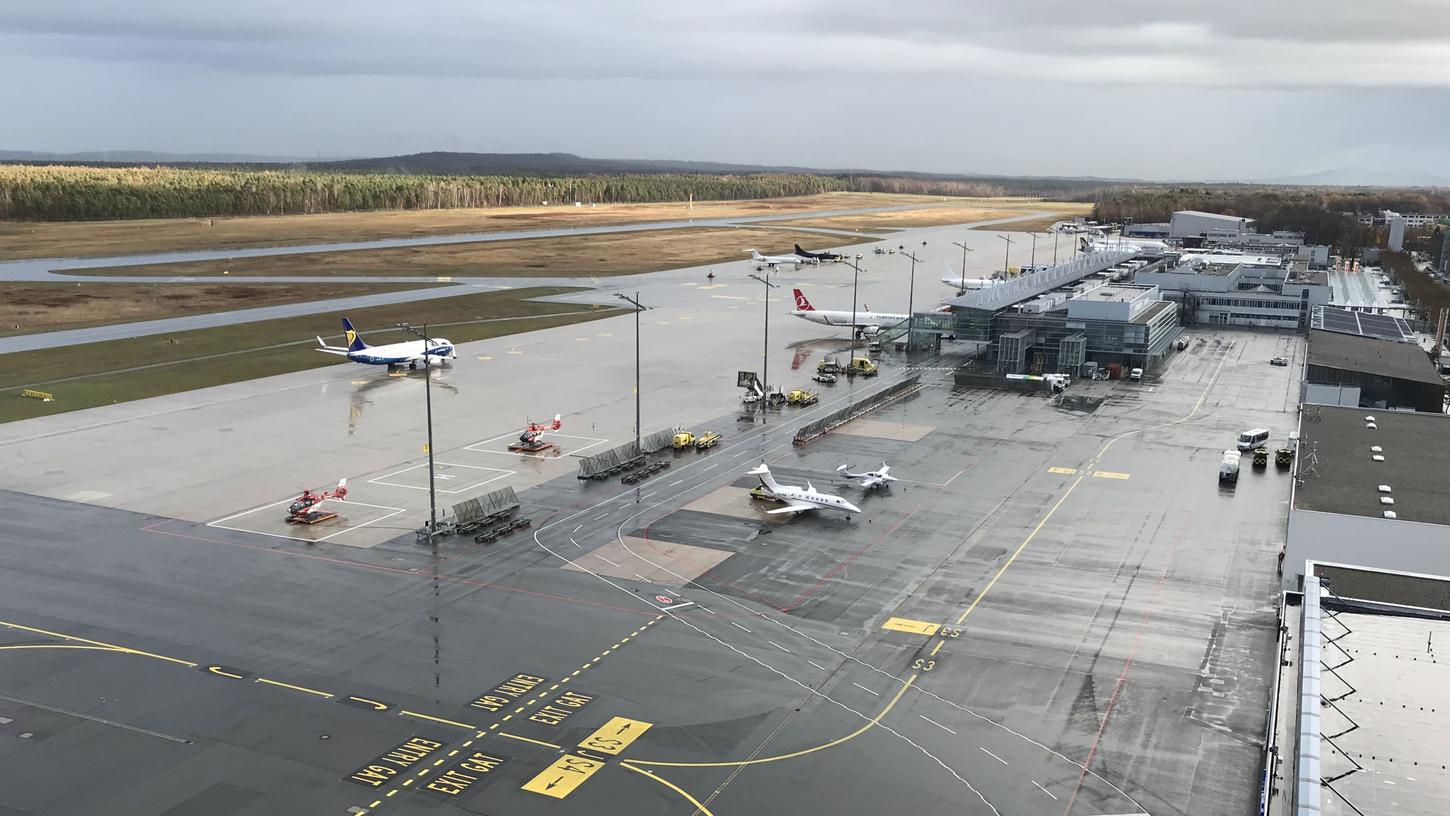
[207, 665, 246, 679]
[952, 347, 1231, 629]
[476, 355, 492, 361]
[499, 731, 563, 750]
[1092, 471, 1131, 480]
[395, 710, 475, 730]
[436, 276, 452, 282]
[880, 617, 940, 636]
[501, 714, 513, 721]
[578, 716, 653, 755]
[351, 380, 369, 385]
[21, 389, 54, 402]
[386, 789, 398, 797]
[370, 800, 382, 808]
[620, 762, 717, 816]
[507, 346, 523, 355]
[0, 644, 123, 654]
[433, 758, 445, 766]
[930, 640, 944, 657]
[347, 696, 389, 711]
[448, 749, 460, 756]
[402, 778, 414, 786]
[255, 677, 333, 698]
[1047, 466, 1078, 475]
[521, 754, 604, 798]
[630, 675, 917, 768]
[0, 619, 197, 667]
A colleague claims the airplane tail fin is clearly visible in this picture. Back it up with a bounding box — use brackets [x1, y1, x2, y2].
[747, 249, 763, 260]
[836, 464, 852, 475]
[795, 244, 810, 256]
[792, 289, 814, 311]
[341, 318, 368, 351]
[747, 463, 782, 493]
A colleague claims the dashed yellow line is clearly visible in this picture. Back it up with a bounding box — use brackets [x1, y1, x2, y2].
[0, 619, 197, 667]
[256, 677, 333, 699]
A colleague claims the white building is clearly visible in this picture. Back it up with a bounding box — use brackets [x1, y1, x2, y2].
[1385, 211, 1407, 251]
[1133, 254, 1330, 328]
[1169, 210, 1255, 241]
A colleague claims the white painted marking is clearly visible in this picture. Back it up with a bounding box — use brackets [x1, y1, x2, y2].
[699, 605, 716, 615]
[207, 498, 407, 545]
[808, 660, 828, 671]
[572, 524, 583, 533]
[768, 641, 791, 653]
[731, 622, 752, 633]
[701, 463, 718, 471]
[595, 555, 622, 569]
[668, 480, 683, 487]
[642, 491, 657, 499]
[852, 682, 879, 696]
[618, 503, 631, 510]
[593, 513, 609, 521]
[1032, 780, 1057, 800]
[569, 537, 582, 548]
[979, 747, 1007, 765]
[919, 714, 956, 735]
[367, 462, 514, 494]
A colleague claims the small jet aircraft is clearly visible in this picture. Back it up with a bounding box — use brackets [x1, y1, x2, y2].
[837, 462, 898, 490]
[790, 289, 909, 338]
[747, 249, 808, 269]
[794, 244, 842, 263]
[748, 463, 861, 517]
[940, 264, 1005, 292]
[316, 318, 456, 370]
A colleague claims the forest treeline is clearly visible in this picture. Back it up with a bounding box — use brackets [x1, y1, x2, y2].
[1380, 251, 1450, 325]
[0, 165, 858, 221]
[1092, 187, 1450, 247]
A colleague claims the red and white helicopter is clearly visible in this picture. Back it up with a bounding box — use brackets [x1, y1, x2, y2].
[511, 415, 563, 452]
[286, 478, 348, 524]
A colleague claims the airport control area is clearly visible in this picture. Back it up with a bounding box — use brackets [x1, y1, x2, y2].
[0, 200, 1352, 816]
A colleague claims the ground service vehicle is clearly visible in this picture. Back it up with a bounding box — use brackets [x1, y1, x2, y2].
[1237, 428, 1270, 451]
[813, 372, 838, 384]
[1270, 356, 1289, 366]
[1129, 367, 1143, 381]
[1252, 448, 1269, 469]
[749, 485, 783, 503]
[817, 358, 840, 375]
[1275, 448, 1294, 469]
[1219, 450, 1241, 483]
[694, 431, 720, 450]
[672, 431, 696, 449]
[1176, 337, 1190, 351]
[786, 389, 819, 406]
[845, 357, 879, 377]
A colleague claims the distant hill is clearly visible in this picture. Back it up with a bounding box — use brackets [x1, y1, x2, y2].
[0, 149, 329, 164]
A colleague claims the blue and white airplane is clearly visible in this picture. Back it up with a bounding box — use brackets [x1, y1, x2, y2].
[316, 318, 456, 370]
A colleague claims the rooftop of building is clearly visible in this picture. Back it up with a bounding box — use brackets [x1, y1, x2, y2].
[1303, 563, 1450, 816]
[1073, 283, 1156, 302]
[1173, 210, 1256, 222]
[1307, 329, 1444, 386]
[1294, 405, 1450, 525]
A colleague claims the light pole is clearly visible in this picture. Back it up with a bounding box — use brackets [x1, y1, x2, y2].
[951, 240, 976, 290]
[613, 293, 645, 457]
[396, 322, 438, 536]
[748, 271, 778, 407]
[844, 254, 864, 365]
[997, 234, 1015, 277]
[901, 250, 921, 349]
[1052, 229, 1060, 265]
[1029, 232, 1044, 269]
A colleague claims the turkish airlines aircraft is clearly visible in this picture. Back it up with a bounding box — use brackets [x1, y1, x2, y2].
[789, 289, 909, 337]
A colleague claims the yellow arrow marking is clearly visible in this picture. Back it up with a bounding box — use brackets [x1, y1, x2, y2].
[578, 716, 652, 755]
[1047, 466, 1078, 475]
[521, 754, 604, 798]
[1092, 471, 1131, 479]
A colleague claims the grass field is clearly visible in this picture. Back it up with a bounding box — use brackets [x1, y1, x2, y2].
[0, 192, 934, 261]
[970, 213, 1082, 233]
[0, 287, 616, 424]
[0, 281, 445, 337]
[62, 227, 875, 278]
[769, 200, 1092, 232]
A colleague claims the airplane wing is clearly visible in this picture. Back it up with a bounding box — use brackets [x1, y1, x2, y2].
[859, 476, 883, 489]
[766, 501, 817, 514]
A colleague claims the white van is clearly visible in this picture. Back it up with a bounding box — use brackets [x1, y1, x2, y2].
[1129, 367, 1143, 381]
[1237, 428, 1270, 451]
[1219, 450, 1242, 483]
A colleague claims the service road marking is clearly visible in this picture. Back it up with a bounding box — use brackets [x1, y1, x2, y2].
[881, 616, 940, 636]
[1092, 471, 1131, 480]
[731, 622, 752, 633]
[808, 660, 828, 671]
[593, 513, 609, 521]
[1047, 466, 1078, 475]
[980, 747, 1008, 765]
[572, 524, 583, 533]
[919, 714, 956, 735]
[1033, 780, 1058, 800]
[577, 716, 652, 756]
[521, 754, 604, 799]
[852, 682, 879, 696]
[768, 641, 791, 653]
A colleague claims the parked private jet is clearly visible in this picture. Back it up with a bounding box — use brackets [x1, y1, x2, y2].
[316, 318, 456, 370]
[837, 463, 898, 490]
[748, 463, 861, 517]
[747, 249, 809, 269]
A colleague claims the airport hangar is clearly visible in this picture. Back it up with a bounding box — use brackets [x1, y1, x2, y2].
[898, 247, 1185, 374]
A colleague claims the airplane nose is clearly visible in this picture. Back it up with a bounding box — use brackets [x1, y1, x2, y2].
[845, 501, 862, 514]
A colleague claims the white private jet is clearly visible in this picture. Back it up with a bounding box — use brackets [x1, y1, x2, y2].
[747, 249, 809, 269]
[316, 318, 457, 370]
[940, 264, 1006, 292]
[790, 289, 909, 338]
[836, 462, 898, 490]
[748, 463, 861, 517]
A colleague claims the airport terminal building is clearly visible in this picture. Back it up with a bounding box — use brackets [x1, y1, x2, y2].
[1134, 254, 1330, 329]
[1303, 328, 1446, 413]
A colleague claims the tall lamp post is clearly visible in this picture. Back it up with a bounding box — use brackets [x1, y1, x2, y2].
[843, 254, 865, 365]
[613, 293, 645, 457]
[1029, 232, 1044, 269]
[900, 250, 921, 349]
[951, 240, 976, 289]
[1052, 229, 1061, 265]
[748, 271, 778, 408]
[396, 322, 439, 537]
[997, 234, 1015, 277]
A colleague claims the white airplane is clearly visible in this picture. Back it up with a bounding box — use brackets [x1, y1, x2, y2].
[837, 462, 898, 490]
[747, 249, 809, 268]
[940, 264, 1006, 292]
[790, 289, 909, 338]
[316, 318, 457, 370]
[1081, 236, 1169, 255]
[748, 463, 861, 517]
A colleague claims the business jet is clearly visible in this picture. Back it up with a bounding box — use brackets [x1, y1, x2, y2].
[940, 264, 1006, 292]
[316, 318, 456, 370]
[748, 463, 861, 517]
[747, 249, 808, 269]
[789, 289, 909, 338]
[837, 463, 898, 490]
[794, 244, 842, 262]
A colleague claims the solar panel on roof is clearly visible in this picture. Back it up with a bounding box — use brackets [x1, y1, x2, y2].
[1311, 306, 1414, 343]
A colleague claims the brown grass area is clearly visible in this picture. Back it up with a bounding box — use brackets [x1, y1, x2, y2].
[65, 227, 877, 279]
[770, 200, 1093, 232]
[0, 192, 936, 261]
[970, 213, 1085, 233]
[0, 281, 443, 337]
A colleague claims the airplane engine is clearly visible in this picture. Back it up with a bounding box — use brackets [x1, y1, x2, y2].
[861, 325, 882, 337]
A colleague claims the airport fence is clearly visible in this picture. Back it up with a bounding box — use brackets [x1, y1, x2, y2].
[577, 429, 676, 479]
[792, 375, 921, 447]
[451, 486, 520, 525]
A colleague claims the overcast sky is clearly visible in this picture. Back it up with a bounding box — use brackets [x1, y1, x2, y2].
[4, 0, 1450, 183]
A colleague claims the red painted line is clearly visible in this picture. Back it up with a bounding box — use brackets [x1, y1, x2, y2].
[1062, 568, 1168, 816]
[140, 520, 655, 618]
